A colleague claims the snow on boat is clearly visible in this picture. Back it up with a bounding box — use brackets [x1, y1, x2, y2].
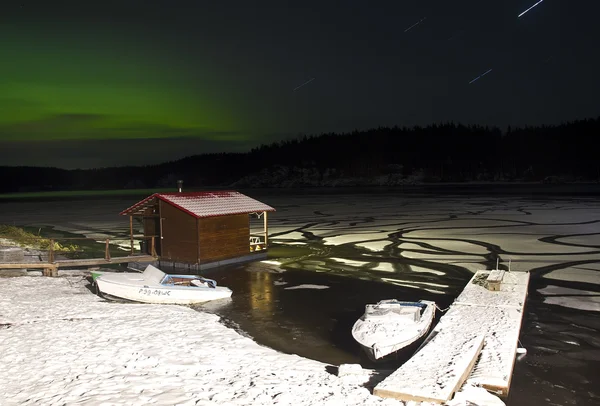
[352, 299, 436, 361]
[95, 265, 232, 304]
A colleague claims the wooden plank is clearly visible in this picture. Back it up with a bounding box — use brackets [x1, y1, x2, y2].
[264, 211, 269, 248]
[374, 334, 485, 403]
[0, 255, 155, 270]
[56, 255, 156, 267]
[374, 270, 529, 402]
[467, 272, 530, 396]
[487, 269, 505, 283]
[0, 263, 58, 269]
[129, 215, 134, 255]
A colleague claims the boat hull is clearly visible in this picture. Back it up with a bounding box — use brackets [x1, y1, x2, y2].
[95, 271, 232, 304]
[352, 300, 436, 361]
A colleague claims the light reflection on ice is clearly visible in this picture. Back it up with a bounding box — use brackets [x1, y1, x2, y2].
[355, 241, 392, 252]
[284, 284, 330, 290]
[270, 231, 306, 240]
[380, 277, 449, 289]
[409, 265, 446, 276]
[373, 263, 395, 272]
[538, 285, 600, 312]
[330, 258, 371, 267]
[323, 233, 390, 246]
[544, 268, 600, 285]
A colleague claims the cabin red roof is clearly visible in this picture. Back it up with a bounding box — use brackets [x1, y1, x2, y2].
[120, 191, 275, 218]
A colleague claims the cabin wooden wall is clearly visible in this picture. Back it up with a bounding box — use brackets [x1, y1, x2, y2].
[141, 206, 161, 255]
[198, 214, 249, 263]
[159, 201, 199, 263]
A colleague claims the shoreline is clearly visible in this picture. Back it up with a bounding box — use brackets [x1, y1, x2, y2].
[0, 274, 400, 406]
[2, 181, 600, 201]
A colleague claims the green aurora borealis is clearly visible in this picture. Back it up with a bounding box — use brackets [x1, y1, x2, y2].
[0, 23, 245, 142]
[3, 2, 600, 169]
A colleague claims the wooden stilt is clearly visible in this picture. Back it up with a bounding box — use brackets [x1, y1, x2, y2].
[151, 236, 157, 257]
[263, 211, 268, 248]
[49, 240, 54, 263]
[129, 215, 134, 255]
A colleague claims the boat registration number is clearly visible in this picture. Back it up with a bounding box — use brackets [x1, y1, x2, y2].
[139, 288, 171, 296]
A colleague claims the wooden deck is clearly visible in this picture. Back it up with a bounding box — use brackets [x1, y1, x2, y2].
[0, 255, 156, 276]
[373, 269, 530, 403]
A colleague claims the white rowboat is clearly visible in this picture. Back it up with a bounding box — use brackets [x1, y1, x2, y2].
[352, 299, 436, 361]
[95, 265, 232, 304]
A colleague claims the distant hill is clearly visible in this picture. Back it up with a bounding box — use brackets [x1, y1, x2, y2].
[1, 117, 599, 193]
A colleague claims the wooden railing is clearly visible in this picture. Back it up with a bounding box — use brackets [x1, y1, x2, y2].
[0, 234, 159, 276]
[0, 234, 159, 263]
[249, 235, 266, 252]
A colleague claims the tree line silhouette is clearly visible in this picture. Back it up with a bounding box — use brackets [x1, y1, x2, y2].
[1, 117, 598, 193]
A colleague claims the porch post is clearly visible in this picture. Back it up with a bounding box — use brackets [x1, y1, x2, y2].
[129, 215, 134, 255]
[263, 211, 268, 248]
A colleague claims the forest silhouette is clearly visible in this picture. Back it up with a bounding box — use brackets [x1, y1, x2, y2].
[1, 117, 598, 193]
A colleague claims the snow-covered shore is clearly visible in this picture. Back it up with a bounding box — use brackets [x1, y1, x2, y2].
[0, 275, 405, 406]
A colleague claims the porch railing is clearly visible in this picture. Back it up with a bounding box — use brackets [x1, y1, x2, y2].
[249, 235, 266, 252]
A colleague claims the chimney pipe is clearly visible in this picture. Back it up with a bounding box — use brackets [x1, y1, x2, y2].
[177, 180, 183, 193]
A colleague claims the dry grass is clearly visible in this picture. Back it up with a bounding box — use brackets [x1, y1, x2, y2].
[0, 225, 79, 252]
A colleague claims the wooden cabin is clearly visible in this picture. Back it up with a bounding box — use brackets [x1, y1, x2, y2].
[120, 191, 275, 271]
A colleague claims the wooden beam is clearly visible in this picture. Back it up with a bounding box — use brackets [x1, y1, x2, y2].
[0, 263, 58, 269]
[263, 211, 268, 248]
[129, 215, 134, 255]
[55, 255, 155, 267]
[159, 201, 164, 242]
[49, 239, 54, 263]
[0, 255, 155, 272]
[104, 239, 111, 261]
[151, 236, 157, 257]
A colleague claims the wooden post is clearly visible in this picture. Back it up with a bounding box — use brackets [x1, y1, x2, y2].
[129, 215, 134, 255]
[105, 239, 111, 261]
[43, 266, 58, 277]
[49, 239, 54, 263]
[486, 269, 505, 291]
[263, 211, 268, 248]
[151, 236, 157, 257]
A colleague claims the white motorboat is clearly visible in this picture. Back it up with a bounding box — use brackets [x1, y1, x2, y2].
[95, 265, 232, 304]
[352, 299, 436, 360]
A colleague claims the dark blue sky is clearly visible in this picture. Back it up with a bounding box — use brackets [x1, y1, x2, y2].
[1, 1, 598, 168]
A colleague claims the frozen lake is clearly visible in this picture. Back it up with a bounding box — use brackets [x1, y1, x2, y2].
[1, 188, 599, 405]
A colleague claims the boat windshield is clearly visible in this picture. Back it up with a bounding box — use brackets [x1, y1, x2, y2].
[365, 304, 421, 322]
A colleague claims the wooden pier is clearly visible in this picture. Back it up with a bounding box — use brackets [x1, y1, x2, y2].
[0, 235, 158, 276]
[373, 268, 530, 403]
[0, 255, 156, 276]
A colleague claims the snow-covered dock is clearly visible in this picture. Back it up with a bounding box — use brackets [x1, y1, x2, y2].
[374, 268, 530, 403]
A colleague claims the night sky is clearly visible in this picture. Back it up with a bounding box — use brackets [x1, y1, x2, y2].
[1, 1, 599, 169]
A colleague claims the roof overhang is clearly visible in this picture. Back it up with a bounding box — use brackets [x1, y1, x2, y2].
[120, 191, 276, 219]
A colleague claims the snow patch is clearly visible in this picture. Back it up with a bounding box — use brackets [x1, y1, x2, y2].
[0, 276, 400, 406]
